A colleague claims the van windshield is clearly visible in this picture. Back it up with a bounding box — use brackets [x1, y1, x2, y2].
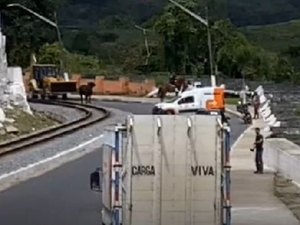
[165, 96, 180, 103]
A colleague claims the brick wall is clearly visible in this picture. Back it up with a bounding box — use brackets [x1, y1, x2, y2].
[22, 73, 156, 97]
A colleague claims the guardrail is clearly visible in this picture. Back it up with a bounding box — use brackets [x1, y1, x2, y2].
[256, 85, 300, 186]
[255, 85, 281, 132]
[264, 138, 300, 186]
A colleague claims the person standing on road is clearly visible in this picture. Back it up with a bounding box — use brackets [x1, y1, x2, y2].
[239, 89, 247, 105]
[252, 92, 260, 119]
[157, 86, 166, 102]
[253, 127, 264, 174]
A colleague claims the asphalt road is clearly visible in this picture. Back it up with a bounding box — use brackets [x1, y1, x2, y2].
[0, 101, 247, 225]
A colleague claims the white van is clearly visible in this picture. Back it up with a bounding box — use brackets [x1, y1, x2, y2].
[152, 87, 225, 114]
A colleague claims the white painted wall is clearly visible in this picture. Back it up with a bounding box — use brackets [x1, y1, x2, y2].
[7, 67, 31, 113]
[256, 85, 300, 186]
[0, 32, 9, 109]
[265, 138, 300, 186]
[0, 31, 31, 117]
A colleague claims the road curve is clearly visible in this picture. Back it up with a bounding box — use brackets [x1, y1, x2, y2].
[0, 101, 247, 225]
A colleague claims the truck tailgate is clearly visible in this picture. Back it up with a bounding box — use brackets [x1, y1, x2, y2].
[123, 115, 223, 225]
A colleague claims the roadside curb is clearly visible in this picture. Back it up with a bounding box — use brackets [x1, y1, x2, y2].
[100, 98, 158, 104]
[69, 95, 160, 104]
[96, 96, 244, 118]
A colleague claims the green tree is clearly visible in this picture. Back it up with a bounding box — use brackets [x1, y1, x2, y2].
[154, 0, 208, 74]
[37, 43, 102, 76]
[211, 19, 296, 81]
[2, 0, 63, 67]
[38, 42, 63, 65]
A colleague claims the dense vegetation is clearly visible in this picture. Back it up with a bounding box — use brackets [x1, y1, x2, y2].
[59, 0, 300, 27]
[1, 0, 300, 83]
[228, 0, 300, 26]
[241, 20, 300, 70]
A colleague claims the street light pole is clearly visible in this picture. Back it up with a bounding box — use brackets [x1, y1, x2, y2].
[206, 7, 216, 87]
[7, 3, 63, 47]
[54, 11, 63, 48]
[168, 0, 216, 87]
[134, 25, 151, 66]
[6, 3, 65, 70]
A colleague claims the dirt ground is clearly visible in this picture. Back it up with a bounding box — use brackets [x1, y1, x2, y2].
[0, 108, 59, 143]
[274, 173, 300, 221]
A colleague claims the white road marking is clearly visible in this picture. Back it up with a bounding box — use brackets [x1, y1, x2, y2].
[232, 207, 284, 216]
[231, 126, 251, 151]
[232, 207, 282, 212]
[0, 135, 103, 184]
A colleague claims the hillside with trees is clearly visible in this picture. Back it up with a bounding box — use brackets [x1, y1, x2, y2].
[1, 0, 299, 83]
[241, 20, 300, 71]
[58, 0, 300, 27]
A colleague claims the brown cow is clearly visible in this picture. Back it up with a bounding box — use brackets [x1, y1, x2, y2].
[157, 76, 189, 102]
[79, 82, 95, 104]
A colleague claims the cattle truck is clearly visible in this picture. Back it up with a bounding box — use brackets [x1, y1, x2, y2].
[90, 114, 231, 225]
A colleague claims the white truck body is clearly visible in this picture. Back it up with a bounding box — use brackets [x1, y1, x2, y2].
[98, 115, 231, 225]
[152, 87, 225, 114]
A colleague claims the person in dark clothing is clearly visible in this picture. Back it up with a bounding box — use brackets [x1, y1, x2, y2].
[90, 168, 101, 191]
[252, 92, 260, 119]
[157, 86, 166, 102]
[220, 110, 229, 124]
[169, 74, 176, 86]
[253, 128, 264, 174]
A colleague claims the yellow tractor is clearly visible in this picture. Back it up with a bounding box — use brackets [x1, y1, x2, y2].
[28, 64, 77, 99]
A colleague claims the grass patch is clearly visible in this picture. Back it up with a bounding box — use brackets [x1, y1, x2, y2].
[225, 98, 240, 105]
[274, 173, 300, 222]
[0, 108, 59, 143]
[296, 107, 300, 116]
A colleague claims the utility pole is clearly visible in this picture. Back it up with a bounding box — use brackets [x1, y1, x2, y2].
[0, 11, 2, 32]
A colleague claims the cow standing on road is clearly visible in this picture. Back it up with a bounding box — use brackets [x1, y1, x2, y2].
[79, 82, 95, 104]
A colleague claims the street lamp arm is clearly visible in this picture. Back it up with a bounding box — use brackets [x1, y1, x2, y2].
[134, 25, 144, 31]
[168, 0, 208, 27]
[7, 3, 65, 71]
[7, 3, 57, 28]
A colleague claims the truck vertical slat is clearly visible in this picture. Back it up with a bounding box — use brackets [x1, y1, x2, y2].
[214, 120, 223, 224]
[153, 117, 162, 225]
[101, 134, 113, 225]
[125, 118, 134, 225]
[224, 126, 231, 225]
[220, 125, 225, 225]
[112, 127, 123, 225]
[186, 117, 193, 225]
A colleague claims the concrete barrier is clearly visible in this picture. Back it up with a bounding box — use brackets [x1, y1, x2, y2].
[265, 138, 300, 186]
[254, 85, 300, 186]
